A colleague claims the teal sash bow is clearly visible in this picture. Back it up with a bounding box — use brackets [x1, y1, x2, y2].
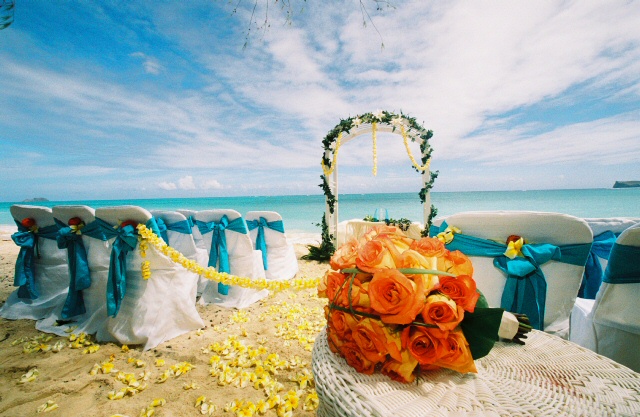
[82, 217, 160, 317]
[55, 219, 91, 318]
[154, 217, 193, 245]
[11, 221, 59, 300]
[196, 215, 248, 295]
[603, 243, 640, 284]
[430, 222, 591, 330]
[580, 231, 617, 299]
[246, 217, 285, 270]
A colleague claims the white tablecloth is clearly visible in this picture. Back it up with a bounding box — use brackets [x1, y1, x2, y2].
[312, 328, 640, 417]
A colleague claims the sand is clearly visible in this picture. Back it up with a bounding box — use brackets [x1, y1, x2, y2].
[0, 239, 330, 417]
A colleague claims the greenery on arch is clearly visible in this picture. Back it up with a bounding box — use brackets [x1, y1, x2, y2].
[305, 110, 439, 262]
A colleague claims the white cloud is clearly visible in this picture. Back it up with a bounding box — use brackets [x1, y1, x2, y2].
[158, 181, 177, 190]
[129, 52, 162, 75]
[201, 179, 223, 190]
[178, 175, 196, 190]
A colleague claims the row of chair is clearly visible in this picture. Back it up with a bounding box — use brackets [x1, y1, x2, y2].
[430, 211, 639, 371]
[0, 204, 299, 350]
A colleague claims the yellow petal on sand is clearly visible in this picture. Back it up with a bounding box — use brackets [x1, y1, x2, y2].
[150, 398, 166, 407]
[195, 395, 207, 407]
[36, 400, 58, 413]
[155, 359, 165, 367]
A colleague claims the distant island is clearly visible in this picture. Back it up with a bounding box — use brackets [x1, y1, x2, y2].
[22, 197, 49, 202]
[613, 181, 640, 188]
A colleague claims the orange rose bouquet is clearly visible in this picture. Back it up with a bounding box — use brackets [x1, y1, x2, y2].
[319, 225, 531, 383]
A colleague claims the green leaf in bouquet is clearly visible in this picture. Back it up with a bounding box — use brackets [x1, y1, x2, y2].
[460, 307, 504, 360]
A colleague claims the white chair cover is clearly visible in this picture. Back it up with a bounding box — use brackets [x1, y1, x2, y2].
[245, 211, 298, 281]
[0, 205, 68, 321]
[35, 205, 96, 335]
[571, 223, 640, 371]
[52, 206, 203, 350]
[583, 217, 640, 272]
[434, 211, 592, 339]
[177, 209, 209, 294]
[196, 209, 268, 309]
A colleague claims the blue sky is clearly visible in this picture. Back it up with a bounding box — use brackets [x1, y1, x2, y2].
[1, 0, 639, 202]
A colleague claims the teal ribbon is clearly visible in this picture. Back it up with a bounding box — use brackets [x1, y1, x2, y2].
[430, 222, 591, 330]
[580, 231, 617, 299]
[196, 215, 248, 295]
[246, 217, 285, 270]
[55, 219, 91, 318]
[603, 243, 640, 284]
[82, 217, 160, 317]
[11, 221, 59, 300]
[154, 217, 193, 245]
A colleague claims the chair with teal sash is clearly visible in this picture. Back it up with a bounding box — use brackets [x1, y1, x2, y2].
[0, 205, 68, 322]
[578, 218, 639, 299]
[195, 209, 268, 309]
[245, 211, 298, 281]
[432, 211, 592, 339]
[33, 205, 96, 336]
[570, 223, 640, 371]
[69, 206, 203, 350]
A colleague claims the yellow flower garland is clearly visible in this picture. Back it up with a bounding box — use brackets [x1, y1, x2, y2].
[401, 125, 430, 172]
[320, 132, 342, 176]
[372, 121, 378, 176]
[136, 224, 320, 292]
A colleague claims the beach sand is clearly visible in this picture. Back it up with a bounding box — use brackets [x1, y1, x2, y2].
[0, 239, 330, 417]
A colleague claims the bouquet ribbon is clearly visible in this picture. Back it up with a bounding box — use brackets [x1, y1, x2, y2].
[11, 222, 59, 300]
[246, 217, 285, 270]
[55, 219, 91, 318]
[430, 222, 591, 330]
[196, 215, 248, 295]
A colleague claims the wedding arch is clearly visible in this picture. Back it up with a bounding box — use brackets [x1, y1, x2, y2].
[317, 110, 439, 252]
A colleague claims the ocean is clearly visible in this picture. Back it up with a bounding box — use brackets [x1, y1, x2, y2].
[1, 188, 639, 233]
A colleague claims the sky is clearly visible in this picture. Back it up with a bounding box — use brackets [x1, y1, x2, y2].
[1, 0, 639, 202]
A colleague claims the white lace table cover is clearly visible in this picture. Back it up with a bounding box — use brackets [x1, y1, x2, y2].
[312, 328, 640, 417]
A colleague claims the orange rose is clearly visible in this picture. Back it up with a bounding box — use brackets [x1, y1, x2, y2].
[433, 329, 477, 373]
[352, 317, 402, 363]
[327, 309, 358, 340]
[336, 280, 371, 312]
[356, 238, 397, 273]
[437, 250, 473, 277]
[318, 271, 347, 301]
[421, 293, 465, 331]
[402, 325, 446, 365]
[339, 341, 375, 375]
[410, 237, 446, 258]
[380, 350, 419, 383]
[327, 326, 350, 354]
[439, 275, 480, 312]
[361, 225, 413, 254]
[21, 217, 36, 229]
[120, 220, 138, 229]
[330, 238, 359, 270]
[398, 249, 439, 293]
[369, 269, 425, 325]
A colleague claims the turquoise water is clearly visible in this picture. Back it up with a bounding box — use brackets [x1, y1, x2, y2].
[1, 189, 638, 233]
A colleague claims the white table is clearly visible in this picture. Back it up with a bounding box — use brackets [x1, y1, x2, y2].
[312, 328, 640, 417]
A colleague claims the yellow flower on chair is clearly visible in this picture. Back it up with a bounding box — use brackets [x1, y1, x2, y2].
[504, 236, 525, 259]
[437, 226, 461, 244]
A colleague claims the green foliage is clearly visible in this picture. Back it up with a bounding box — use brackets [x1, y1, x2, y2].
[319, 174, 336, 214]
[301, 214, 335, 262]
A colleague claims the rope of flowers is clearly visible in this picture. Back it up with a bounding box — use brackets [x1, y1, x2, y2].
[401, 125, 430, 172]
[321, 132, 342, 176]
[136, 224, 320, 292]
[372, 121, 378, 176]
